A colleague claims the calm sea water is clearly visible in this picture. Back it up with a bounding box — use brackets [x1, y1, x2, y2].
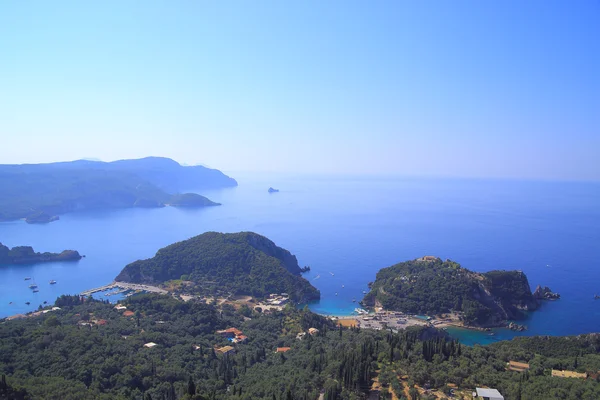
[1, 174, 599, 345]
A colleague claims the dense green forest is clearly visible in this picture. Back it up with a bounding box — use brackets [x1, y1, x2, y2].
[116, 232, 320, 302]
[0, 157, 231, 222]
[363, 258, 540, 326]
[1, 293, 599, 400]
[0, 243, 81, 265]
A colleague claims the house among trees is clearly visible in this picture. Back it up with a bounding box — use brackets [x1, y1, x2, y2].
[276, 347, 291, 353]
[143, 342, 157, 348]
[474, 387, 504, 400]
[216, 327, 248, 343]
[551, 369, 588, 379]
[216, 345, 235, 355]
[308, 328, 319, 336]
[507, 360, 530, 372]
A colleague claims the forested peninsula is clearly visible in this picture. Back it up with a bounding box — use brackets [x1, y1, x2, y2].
[115, 232, 320, 302]
[363, 257, 548, 327]
[0, 243, 82, 265]
[0, 157, 235, 223]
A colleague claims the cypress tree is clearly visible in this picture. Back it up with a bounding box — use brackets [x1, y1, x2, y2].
[188, 376, 196, 395]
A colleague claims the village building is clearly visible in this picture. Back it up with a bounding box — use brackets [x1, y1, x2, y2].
[216, 345, 235, 355]
[296, 332, 307, 340]
[474, 388, 504, 400]
[276, 347, 291, 353]
[507, 361, 530, 372]
[551, 369, 587, 379]
[143, 342, 158, 348]
[308, 328, 319, 336]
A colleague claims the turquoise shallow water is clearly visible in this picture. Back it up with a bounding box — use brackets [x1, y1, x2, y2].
[0, 174, 599, 345]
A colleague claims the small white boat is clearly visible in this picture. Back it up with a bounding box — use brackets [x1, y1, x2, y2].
[49, 280, 57, 285]
[335, 292, 338, 296]
[24, 277, 31, 281]
[342, 285, 345, 288]
[29, 284, 38, 289]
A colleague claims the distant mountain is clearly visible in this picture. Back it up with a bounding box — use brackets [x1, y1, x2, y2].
[363, 257, 540, 327]
[116, 232, 320, 302]
[0, 157, 235, 222]
[0, 243, 82, 265]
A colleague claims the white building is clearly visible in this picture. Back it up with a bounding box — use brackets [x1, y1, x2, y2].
[474, 388, 504, 400]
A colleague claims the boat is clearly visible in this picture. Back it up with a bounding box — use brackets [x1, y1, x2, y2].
[49, 280, 57, 284]
[9, 302, 12, 305]
[24, 277, 31, 281]
[594, 294, 600, 300]
[33, 289, 39, 293]
[335, 292, 338, 296]
[362, 290, 367, 294]
[25, 302, 30, 305]
[352, 298, 356, 302]
[29, 284, 38, 289]
[330, 272, 334, 276]
[342, 285, 345, 288]
[313, 274, 321, 280]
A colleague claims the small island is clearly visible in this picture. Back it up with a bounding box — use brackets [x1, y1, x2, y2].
[363, 256, 552, 328]
[268, 187, 279, 193]
[0, 243, 82, 265]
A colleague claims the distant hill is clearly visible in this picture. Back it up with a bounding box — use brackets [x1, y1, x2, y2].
[363, 257, 540, 327]
[0, 243, 81, 265]
[116, 232, 320, 302]
[0, 157, 235, 222]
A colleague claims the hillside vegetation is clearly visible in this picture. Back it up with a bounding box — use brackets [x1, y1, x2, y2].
[363, 257, 539, 326]
[116, 232, 320, 302]
[1, 294, 599, 400]
[0, 157, 231, 222]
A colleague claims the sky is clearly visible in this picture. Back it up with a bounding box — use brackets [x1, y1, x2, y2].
[0, 1, 598, 180]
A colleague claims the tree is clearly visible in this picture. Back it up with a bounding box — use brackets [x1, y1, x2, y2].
[188, 376, 196, 395]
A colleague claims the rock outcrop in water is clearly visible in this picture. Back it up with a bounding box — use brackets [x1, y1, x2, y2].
[533, 285, 561, 300]
[0, 243, 82, 265]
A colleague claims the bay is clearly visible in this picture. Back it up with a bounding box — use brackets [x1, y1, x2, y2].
[1, 173, 598, 345]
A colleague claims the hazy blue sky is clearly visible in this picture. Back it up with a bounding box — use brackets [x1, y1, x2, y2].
[1, 1, 598, 180]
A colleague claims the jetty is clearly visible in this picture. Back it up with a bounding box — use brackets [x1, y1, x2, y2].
[80, 281, 168, 297]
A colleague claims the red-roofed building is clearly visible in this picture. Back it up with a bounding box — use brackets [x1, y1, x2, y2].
[123, 310, 135, 317]
[276, 347, 291, 353]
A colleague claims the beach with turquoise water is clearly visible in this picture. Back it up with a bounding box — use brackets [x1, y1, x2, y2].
[1, 173, 599, 345]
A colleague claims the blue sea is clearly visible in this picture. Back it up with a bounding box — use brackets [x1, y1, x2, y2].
[1, 174, 599, 345]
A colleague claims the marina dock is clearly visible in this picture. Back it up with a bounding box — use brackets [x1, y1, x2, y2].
[80, 281, 168, 297]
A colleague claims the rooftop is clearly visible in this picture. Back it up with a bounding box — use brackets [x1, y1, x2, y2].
[475, 388, 504, 399]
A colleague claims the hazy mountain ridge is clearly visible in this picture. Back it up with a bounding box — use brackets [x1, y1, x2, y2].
[0, 157, 234, 222]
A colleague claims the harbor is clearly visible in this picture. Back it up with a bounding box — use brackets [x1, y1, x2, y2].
[80, 282, 168, 297]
